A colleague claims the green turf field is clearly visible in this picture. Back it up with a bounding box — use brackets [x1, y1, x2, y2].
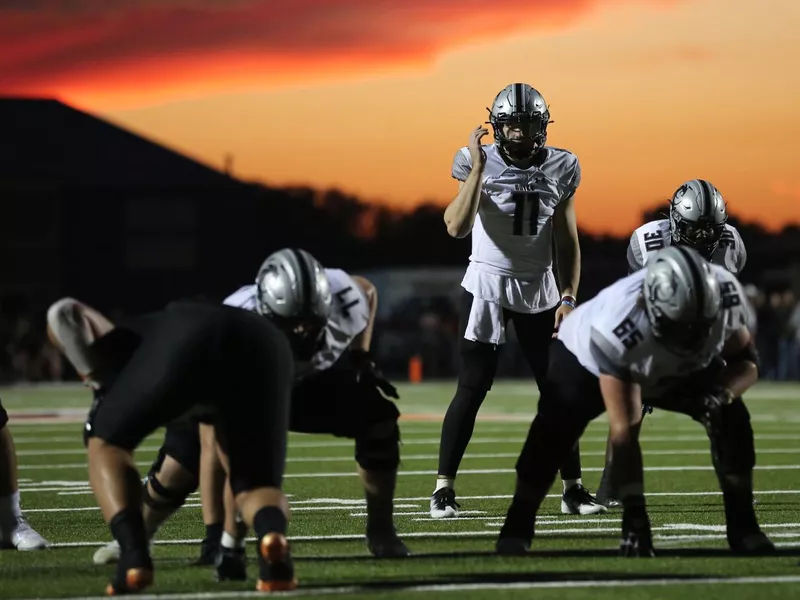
[0, 381, 798, 599]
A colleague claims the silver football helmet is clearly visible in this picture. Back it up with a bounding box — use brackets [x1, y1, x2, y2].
[255, 248, 332, 359]
[668, 179, 728, 259]
[643, 245, 721, 355]
[487, 83, 551, 161]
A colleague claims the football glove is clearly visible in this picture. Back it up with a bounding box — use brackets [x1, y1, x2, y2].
[697, 385, 735, 433]
[350, 350, 399, 399]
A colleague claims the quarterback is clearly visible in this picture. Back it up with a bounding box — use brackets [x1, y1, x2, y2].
[433, 83, 603, 518]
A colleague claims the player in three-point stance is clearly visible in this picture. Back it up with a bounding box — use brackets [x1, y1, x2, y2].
[49, 249, 408, 584]
[495, 246, 773, 558]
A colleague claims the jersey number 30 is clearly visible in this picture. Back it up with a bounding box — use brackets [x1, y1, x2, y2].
[512, 191, 540, 236]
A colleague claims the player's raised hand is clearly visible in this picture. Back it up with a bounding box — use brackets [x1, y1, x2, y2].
[468, 126, 489, 170]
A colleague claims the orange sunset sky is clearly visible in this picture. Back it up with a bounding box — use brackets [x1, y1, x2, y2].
[2, 0, 798, 236]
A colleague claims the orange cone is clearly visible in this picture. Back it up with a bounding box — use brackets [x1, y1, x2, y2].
[408, 355, 423, 383]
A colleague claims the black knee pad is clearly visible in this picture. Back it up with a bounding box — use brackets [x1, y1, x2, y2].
[457, 340, 498, 391]
[535, 387, 575, 423]
[147, 446, 168, 480]
[708, 397, 755, 477]
[143, 472, 192, 510]
[355, 420, 401, 471]
[515, 384, 590, 484]
[514, 414, 560, 487]
[366, 393, 401, 424]
[156, 420, 202, 482]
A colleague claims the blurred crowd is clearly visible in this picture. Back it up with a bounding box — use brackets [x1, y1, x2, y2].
[0, 305, 62, 384]
[745, 286, 800, 381]
[378, 284, 800, 382]
[1, 286, 799, 384]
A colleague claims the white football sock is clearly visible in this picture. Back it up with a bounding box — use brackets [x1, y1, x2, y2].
[435, 478, 455, 493]
[221, 530, 246, 549]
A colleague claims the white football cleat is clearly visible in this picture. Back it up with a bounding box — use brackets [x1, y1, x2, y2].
[561, 484, 608, 516]
[93, 540, 122, 565]
[93, 539, 155, 564]
[8, 516, 49, 550]
[430, 488, 460, 519]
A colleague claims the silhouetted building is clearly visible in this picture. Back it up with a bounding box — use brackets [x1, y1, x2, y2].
[0, 97, 291, 312]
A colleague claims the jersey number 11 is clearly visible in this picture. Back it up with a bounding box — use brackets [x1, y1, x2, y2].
[512, 191, 540, 236]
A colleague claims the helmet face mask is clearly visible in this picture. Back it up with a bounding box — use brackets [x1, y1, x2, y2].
[648, 309, 715, 356]
[643, 245, 722, 356]
[255, 248, 332, 360]
[275, 316, 327, 360]
[672, 218, 725, 259]
[669, 180, 728, 259]
[487, 83, 550, 162]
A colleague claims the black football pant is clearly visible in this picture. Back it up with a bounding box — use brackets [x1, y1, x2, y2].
[506, 340, 758, 536]
[89, 301, 294, 496]
[437, 290, 582, 482]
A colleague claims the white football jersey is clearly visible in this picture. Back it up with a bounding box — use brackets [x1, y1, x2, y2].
[223, 268, 369, 375]
[556, 263, 750, 398]
[452, 143, 581, 313]
[627, 219, 746, 275]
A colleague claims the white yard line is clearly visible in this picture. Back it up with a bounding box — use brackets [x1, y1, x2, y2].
[17, 448, 800, 471]
[45, 528, 800, 549]
[19, 575, 800, 600]
[14, 433, 800, 456]
[14, 464, 800, 488]
[20, 487, 800, 501]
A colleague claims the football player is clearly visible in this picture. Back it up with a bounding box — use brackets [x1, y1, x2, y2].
[46, 299, 215, 564]
[51, 249, 408, 578]
[495, 246, 773, 557]
[432, 83, 604, 518]
[211, 249, 407, 579]
[49, 299, 298, 594]
[595, 179, 747, 507]
[0, 403, 49, 550]
[627, 179, 746, 275]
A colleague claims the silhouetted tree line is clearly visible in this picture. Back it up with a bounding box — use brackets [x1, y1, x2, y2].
[262, 184, 799, 300]
[1, 180, 797, 383]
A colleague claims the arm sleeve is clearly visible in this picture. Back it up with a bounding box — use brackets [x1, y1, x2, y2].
[451, 148, 473, 181]
[627, 232, 644, 274]
[589, 326, 634, 382]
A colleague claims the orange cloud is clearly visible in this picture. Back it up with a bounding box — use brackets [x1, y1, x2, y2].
[771, 182, 800, 203]
[623, 44, 715, 68]
[0, 0, 691, 108]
